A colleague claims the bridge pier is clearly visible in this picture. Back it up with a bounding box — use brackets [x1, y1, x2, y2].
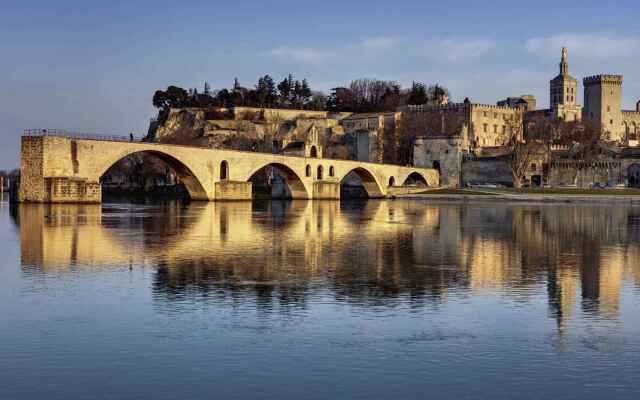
[214, 181, 253, 201]
[312, 181, 340, 200]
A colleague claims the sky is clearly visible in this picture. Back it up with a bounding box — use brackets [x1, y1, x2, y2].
[2, 0, 640, 169]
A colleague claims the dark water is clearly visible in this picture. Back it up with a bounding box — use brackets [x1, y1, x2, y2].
[1, 199, 640, 400]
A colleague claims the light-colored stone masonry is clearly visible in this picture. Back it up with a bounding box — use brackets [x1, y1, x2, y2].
[19, 135, 439, 203]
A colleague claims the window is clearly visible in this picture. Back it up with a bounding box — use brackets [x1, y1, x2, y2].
[317, 165, 323, 180]
[531, 163, 537, 171]
[611, 119, 614, 125]
[483, 123, 488, 133]
[493, 125, 498, 133]
[607, 106, 611, 112]
[329, 166, 335, 177]
[493, 113, 497, 119]
[220, 160, 228, 180]
[305, 165, 311, 177]
[483, 111, 487, 117]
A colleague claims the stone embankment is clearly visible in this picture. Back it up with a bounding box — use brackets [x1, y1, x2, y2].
[398, 189, 640, 204]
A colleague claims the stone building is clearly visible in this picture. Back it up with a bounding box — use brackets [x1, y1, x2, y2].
[413, 126, 470, 187]
[497, 95, 536, 111]
[339, 112, 401, 162]
[406, 102, 521, 149]
[582, 75, 640, 145]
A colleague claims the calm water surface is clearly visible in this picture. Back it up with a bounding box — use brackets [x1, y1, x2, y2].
[1, 199, 640, 399]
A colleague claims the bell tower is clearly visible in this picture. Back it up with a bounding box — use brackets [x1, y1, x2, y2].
[549, 47, 581, 121]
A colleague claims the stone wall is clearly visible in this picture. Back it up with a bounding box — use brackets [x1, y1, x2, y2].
[462, 158, 513, 186]
[233, 107, 328, 121]
[19, 136, 45, 202]
[413, 137, 463, 188]
[549, 160, 623, 188]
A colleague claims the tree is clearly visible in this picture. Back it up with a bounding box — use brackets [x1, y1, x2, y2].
[327, 87, 355, 112]
[152, 86, 189, 110]
[427, 84, 450, 103]
[308, 91, 327, 110]
[256, 75, 277, 107]
[505, 112, 545, 188]
[300, 79, 312, 107]
[407, 82, 428, 105]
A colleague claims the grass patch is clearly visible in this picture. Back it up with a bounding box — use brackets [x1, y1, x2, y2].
[490, 187, 640, 196]
[413, 188, 497, 196]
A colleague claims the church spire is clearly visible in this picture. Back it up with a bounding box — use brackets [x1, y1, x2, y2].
[560, 47, 568, 75]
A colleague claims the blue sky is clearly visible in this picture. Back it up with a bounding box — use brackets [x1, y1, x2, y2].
[2, 0, 640, 168]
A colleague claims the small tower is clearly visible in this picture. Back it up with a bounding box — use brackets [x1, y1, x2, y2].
[583, 75, 624, 141]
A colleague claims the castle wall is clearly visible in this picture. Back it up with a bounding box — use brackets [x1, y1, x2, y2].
[549, 160, 623, 188]
[414, 137, 463, 188]
[461, 158, 513, 186]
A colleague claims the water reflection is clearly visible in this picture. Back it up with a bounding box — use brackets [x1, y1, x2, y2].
[12, 200, 640, 328]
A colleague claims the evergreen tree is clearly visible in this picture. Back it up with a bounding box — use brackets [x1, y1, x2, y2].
[407, 81, 428, 105]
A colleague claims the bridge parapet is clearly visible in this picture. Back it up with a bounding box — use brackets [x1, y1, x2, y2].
[23, 129, 140, 142]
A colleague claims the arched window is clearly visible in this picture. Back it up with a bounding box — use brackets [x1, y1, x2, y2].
[329, 166, 335, 177]
[310, 146, 318, 158]
[388, 176, 395, 187]
[305, 164, 311, 177]
[220, 160, 228, 180]
[317, 165, 323, 180]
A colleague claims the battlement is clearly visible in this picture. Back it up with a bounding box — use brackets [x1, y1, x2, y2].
[407, 102, 518, 112]
[583, 74, 623, 85]
[470, 103, 520, 112]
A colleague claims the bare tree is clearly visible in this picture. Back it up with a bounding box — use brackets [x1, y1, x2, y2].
[505, 113, 543, 188]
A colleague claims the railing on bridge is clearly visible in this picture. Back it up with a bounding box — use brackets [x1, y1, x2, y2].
[23, 129, 139, 142]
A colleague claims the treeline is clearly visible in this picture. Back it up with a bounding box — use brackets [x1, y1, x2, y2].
[152, 76, 450, 114]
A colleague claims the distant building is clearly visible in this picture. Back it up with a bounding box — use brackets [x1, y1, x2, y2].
[497, 95, 536, 111]
[404, 102, 521, 149]
[340, 112, 401, 162]
[582, 75, 640, 145]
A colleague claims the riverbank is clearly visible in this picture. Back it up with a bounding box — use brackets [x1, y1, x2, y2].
[398, 188, 640, 203]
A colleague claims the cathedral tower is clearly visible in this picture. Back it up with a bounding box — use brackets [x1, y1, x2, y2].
[549, 47, 581, 121]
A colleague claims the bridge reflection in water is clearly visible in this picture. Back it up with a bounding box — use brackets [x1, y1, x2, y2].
[13, 200, 640, 331]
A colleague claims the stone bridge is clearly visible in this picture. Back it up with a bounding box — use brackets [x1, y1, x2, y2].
[19, 133, 439, 203]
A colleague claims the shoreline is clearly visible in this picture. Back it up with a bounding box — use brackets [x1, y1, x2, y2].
[396, 191, 640, 204]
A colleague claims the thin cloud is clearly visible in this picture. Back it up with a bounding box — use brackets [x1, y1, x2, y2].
[526, 34, 640, 61]
[267, 37, 496, 66]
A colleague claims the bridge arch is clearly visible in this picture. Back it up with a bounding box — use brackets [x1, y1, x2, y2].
[98, 149, 209, 200]
[246, 162, 309, 199]
[339, 167, 384, 198]
[401, 171, 429, 187]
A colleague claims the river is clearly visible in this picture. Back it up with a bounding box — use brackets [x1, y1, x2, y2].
[1, 199, 639, 399]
